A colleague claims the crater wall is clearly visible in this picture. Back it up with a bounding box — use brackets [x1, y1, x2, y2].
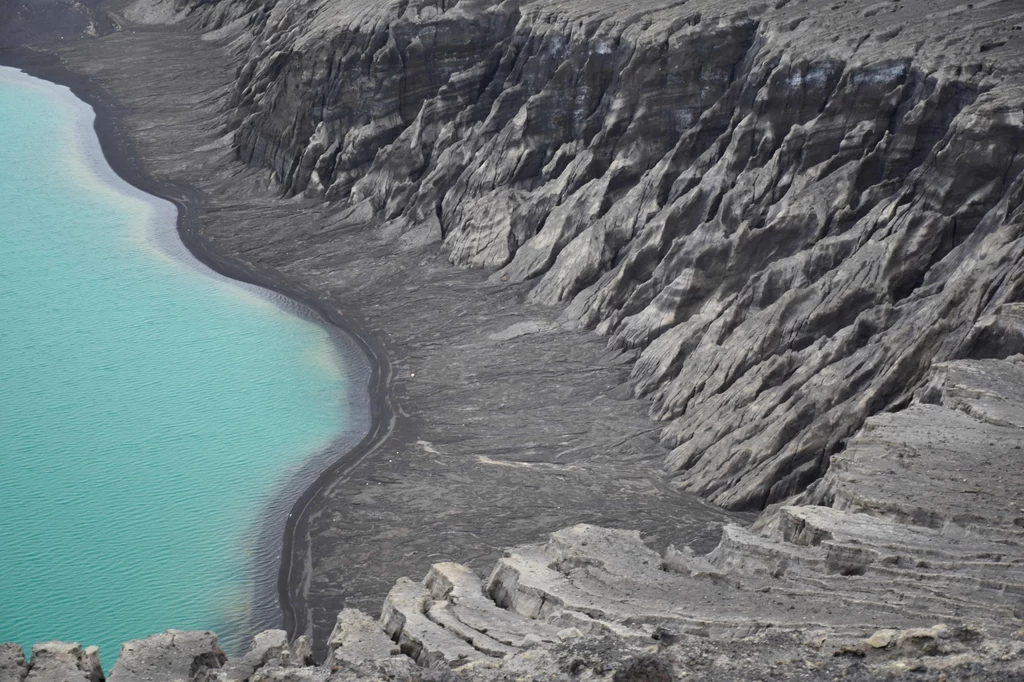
[146, 0, 1024, 509]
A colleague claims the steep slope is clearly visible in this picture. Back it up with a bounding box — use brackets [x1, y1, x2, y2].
[136, 0, 1024, 510]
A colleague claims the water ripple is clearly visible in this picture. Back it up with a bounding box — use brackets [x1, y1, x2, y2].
[0, 67, 369, 667]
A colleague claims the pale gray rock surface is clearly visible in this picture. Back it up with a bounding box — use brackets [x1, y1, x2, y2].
[23, 643, 102, 682]
[381, 578, 486, 667]
[0, 644, 28, 682]
[11, 616, 1020, 681]
[108, 631, 225, 682]
[326, 610, 399, 668]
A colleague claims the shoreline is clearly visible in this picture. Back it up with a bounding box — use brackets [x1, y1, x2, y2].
[3, 2, 1024, 676]
[2, 25, 745, 656]
[0, 44, 395, 646]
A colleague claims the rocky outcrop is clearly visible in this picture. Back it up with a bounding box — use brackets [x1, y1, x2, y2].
[0, 644, 28, 682]
[6, 357, 1024, 679]
[130, 0, 1024, 511]
[331, 356, 1024, 677]
[108, 631, 226, 682]
[19, 643, 102, 682]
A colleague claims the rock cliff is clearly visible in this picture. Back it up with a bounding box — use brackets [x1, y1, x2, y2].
[134, 0, 1024, 511]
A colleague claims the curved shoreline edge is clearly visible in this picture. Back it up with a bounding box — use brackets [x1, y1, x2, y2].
[0, 45, 396, 647]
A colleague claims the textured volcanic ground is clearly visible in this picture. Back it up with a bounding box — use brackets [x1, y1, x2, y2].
[3, 0, 1024, 678]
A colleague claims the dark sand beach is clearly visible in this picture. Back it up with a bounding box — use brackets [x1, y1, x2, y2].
[0, 45, 391, 645]
[1, 26, 739, 656]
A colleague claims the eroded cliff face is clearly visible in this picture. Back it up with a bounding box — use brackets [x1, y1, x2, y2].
[133, 0, 1024, 511]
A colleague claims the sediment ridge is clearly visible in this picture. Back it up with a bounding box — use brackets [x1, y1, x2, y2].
[4, 0, 1024, 678]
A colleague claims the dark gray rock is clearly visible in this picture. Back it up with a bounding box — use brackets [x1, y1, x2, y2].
[0, 0, 114, 48]
[611, 655, 673, 682]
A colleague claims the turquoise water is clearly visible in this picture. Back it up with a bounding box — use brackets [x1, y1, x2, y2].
[0, 68, 356, 664]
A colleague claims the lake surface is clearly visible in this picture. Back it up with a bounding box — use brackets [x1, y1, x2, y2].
[0, 67, 366, 664]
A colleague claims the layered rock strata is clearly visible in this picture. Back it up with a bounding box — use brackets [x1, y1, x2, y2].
[138, 0, 1024, 513]
[44, 23, 740, 651]
[321, 358, 1024, 679]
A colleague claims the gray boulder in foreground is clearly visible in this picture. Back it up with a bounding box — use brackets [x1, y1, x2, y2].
[0, 644, 28, 682]
[23, 643, 102, 682]
[108, 631, 224, 682]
